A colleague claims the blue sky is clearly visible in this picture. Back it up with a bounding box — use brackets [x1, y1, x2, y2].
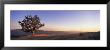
[10, 10, 100, 32]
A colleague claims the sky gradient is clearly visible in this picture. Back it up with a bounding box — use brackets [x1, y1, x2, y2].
[10, 10, 100, 32]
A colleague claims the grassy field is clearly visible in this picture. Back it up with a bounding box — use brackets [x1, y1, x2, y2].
[11, 29, 100, 40]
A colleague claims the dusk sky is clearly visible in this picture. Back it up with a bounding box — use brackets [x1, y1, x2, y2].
[10, 10, 100, 32]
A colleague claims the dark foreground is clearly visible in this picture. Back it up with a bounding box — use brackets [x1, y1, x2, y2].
[11, 29, 100, 40]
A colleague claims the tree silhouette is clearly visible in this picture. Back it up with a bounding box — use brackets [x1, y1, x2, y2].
[18, 15, 45, 35]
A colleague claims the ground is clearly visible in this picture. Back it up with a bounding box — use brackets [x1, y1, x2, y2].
[11, 29, 100, 40]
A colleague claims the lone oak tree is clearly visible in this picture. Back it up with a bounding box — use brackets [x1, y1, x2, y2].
[18, 15, 45, 35]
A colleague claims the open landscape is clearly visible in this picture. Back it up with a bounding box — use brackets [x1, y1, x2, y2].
[11, 10, 100, 40]
[11, 29, 100, 40]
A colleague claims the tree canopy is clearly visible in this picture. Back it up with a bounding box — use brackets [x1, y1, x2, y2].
[18, 15, 45, 34]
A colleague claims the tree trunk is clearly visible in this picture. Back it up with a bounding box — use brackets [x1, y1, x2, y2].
[32, 31, 35, 35]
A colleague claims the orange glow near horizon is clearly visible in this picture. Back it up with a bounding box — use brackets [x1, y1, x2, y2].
[11, 19, 100, 32]
[39, 24, 100, 32]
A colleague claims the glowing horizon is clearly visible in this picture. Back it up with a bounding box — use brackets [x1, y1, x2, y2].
[10, 10, 100, 32]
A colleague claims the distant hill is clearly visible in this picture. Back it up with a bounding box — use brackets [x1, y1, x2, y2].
[11, 29, 48, 37]
[11, 29, 31, 37]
